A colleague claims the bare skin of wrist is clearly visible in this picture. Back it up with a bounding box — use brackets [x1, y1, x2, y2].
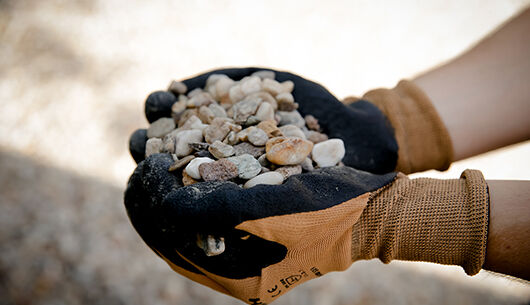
[413, 8, 530, 160]
[483, 180, 530, 280]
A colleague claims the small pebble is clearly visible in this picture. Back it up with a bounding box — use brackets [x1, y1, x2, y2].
[178, 109, 199, 127]
[161, 134, 176, 153]
[227, 154, 261, 179]
[171, 100, 187, 121]
[180, 115, 208, 131]
[257, 120, 283, 138]
[265, 137, 313, 165]
[279, 124, 306, 139]
[276, 92, 294, 104]
[168, 80, 188, 95]
[258, 154, 270, 167]
[247, 128, 268, 146]
[300, 157, 314, 172]
[304, 115, 320, 131]
[197, 234, 225, 256]
[204, 118, 232, 143]
[233, 142, 265, 158]
[262, 78, 283, 96]
[225, 131, 239, 145]
[251, 70, 275, 80]
[169, 155, 195, 172]
[182, 170, 199, 186]
[240, 76, 262, 95]
[208, 103, 227, 118]
[305, 130, 328, 143]
[208, 141, 235, 159]
[311, 139, 345, 167]
[277, 110, 305, 128]
[185, 157, 215, 179]
[275, 165, 302, 179]
[243, 172, 284, 189]
[147, 117, 176, 138]
[198, 159, 239, 181]
[254, 102, 275, 121]
[232, 98, 261, 124]
[145, 138, 162, 157]
[198, 105, 215, 124]
[175, 129, 204, 157]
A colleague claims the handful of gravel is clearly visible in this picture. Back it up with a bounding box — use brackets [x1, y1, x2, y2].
[143, 71, 345, 256]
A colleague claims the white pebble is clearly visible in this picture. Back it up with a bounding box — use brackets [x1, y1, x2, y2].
[185, 157, 215, 179]
[311, 139, 345, 167]
[175, 129, 203, 157]
[243, 172, 284, 189]
[240, 76, 262, 95]
[279, 124, 306, 139]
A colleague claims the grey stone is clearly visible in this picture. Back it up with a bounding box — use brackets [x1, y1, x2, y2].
[277, 110, 305, 127]
[227, 154, 261, 179]
[247, 127, 268, 146]
[233, 142, 265, 158]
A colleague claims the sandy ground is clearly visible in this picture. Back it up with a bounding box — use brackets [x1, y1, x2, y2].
[0, 0, 529, 304]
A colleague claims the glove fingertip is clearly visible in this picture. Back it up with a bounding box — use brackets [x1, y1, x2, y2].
[129, 128, 148, 164]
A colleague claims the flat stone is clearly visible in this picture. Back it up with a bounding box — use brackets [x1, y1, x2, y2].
[182, 170, 199, 186]
[185, 157, 215, 179]
[204, 118, 232, 144]
[247, 127, 268, 146]
[254, 102, 275, 121]
[311, 139, 345, 167]
[275, 165, 302, 179]
[305, 115, 320, 131]
[265, 137, 313, 165]
[145, 138, 162, 157]
[257, 120, 283, 138]
[147, 118, 175, 138]
[168, 80, 188, 95]
[233, 142, 265, 158]
[232, 97, 261, 124]
[245, 92, 277, 109]
[251, 70, 275, 80]
[277, 111, 305, 127]
[278, 124, 306, 139]
[208, 141, 235, 159]
[300, 157, 314, 172]
[243, 172, 284, 188]
[175, 129, 203, 157]
[227, 154, 261, 179]
[168, 155, 195, 172]
[305, 130, 328, 143]
[198, 158, 239, 181]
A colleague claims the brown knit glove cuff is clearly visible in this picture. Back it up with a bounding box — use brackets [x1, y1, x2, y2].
[351, 169, 490, 275]
[361, 80, 454, 174]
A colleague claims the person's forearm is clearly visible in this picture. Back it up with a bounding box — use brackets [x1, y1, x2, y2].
[483, 180, 530, 280]
[414, 8, 530, 160]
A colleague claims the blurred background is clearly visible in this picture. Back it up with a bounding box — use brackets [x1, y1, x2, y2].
[1, 0, 529, 304]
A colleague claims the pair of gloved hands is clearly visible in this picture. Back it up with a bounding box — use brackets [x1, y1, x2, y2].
[125, 68, 489, 304]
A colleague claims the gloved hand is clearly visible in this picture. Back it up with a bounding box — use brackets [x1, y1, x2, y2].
[125, 68, 482, 304]
[124, 153, 489, 304]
